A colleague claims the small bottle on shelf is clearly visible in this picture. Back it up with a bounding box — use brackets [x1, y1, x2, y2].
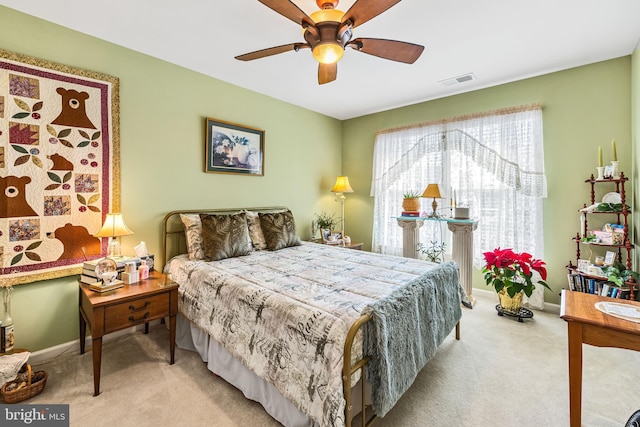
[138, 259, 149, 280]
[1, 286, 15, 353]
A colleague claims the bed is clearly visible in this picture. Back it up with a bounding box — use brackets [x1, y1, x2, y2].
[162, 207, 463, 427]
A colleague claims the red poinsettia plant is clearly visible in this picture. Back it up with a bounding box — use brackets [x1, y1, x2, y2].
[482, 247, 551, 297]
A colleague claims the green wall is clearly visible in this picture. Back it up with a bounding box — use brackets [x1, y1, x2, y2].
[0, 7, 343, 351]
[343, 58, 633, 305]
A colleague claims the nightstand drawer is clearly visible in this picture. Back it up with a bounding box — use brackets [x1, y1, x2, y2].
[104, 293, 169, 333]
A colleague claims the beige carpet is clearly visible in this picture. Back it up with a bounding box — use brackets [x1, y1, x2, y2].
[26, 291, 640, 426]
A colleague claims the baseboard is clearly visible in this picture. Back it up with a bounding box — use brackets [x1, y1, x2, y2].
[29, 320, 162, 365]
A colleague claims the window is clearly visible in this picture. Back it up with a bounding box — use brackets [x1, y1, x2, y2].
[371, 105, 546, 304]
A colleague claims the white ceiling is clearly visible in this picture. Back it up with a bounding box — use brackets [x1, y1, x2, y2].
[2, 0, 640, 120]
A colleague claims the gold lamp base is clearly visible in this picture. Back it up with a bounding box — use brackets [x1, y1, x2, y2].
[429, 198, 440, 218]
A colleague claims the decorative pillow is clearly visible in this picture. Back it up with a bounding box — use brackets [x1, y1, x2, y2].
[179, 214, 204, 260]
[199, 212, 252, 261]
[244, 211, 268, 250]
[258, 210, 301, 251]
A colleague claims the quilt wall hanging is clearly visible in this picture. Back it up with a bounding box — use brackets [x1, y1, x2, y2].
[0, 49, 120, 286]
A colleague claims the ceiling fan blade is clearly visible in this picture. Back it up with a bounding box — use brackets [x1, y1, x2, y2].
[258, 0, 314, 26]
[235, 43, 308, 61]
[341, 0, 401, 28]
[318, 62, 337, 85]
[350, 38, 424, 64]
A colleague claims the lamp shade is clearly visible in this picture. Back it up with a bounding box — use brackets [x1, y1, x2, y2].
[95, 213, 134, 238]
[331, 176, 354, 193]
[421, 183, 442, 199]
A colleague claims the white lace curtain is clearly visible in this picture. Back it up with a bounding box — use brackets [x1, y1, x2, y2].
[371, 105, 548, 307]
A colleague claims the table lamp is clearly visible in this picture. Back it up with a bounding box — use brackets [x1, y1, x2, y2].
[421, 183, 442, 218]
[95, 213, 134, 258]
[331, 176, 354, 239]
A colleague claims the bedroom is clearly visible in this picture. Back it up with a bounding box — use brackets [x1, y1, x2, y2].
[0, 0, 640, 425]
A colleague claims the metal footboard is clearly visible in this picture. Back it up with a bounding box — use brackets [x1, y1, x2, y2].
[343, 317, 461, 427]
[343, 313, 374, 427]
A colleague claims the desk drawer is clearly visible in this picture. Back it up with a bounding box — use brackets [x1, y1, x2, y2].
[104, 293, 169, 333]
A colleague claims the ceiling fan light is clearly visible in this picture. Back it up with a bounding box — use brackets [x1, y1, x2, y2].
[310, 9, 345, 24]
[312, 43, 344, 64]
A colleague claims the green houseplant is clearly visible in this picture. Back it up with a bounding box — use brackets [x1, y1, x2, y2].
[418, 241, 446, 263]
[403, 190, 421, 199]
[402, 190, 422, 212]
[601, 261, 639, 287]
[482, 247, 551, 312]
[314, 212, 337, 231]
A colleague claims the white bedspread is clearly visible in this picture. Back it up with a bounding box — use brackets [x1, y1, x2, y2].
[165, 242, 457, 426]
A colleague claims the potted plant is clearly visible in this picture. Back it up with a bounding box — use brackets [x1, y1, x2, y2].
[601, 261, 639, 287]
[482, 247, 551, 313]
[314, 211, 337, 241]
[314, 211, 336, 230]
[402, 190, 422, 212]
[418, 241, 446, 263]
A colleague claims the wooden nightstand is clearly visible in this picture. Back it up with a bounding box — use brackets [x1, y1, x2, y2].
[342, 242, 363, 250]
[78, 270, 178, 396]
[314, 240, 364, 250]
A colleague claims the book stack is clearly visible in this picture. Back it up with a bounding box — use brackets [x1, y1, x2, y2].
[401, 211, 421, 217]
[89, 280, 124, 293]
[80, 256, 141, 285]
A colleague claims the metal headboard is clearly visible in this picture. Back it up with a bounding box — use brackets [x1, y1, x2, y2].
[161, 206, 289, 269]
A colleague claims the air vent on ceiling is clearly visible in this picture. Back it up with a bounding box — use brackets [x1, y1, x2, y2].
[438, 73, 477, 87]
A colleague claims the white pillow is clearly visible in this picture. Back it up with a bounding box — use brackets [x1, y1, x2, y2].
[180, 213, 204, 260]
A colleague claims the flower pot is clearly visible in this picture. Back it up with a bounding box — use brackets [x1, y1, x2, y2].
[497, 288, 524, 313]
[402, 198, 420, 212]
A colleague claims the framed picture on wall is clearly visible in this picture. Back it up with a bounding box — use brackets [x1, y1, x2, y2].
[205, 118, 264, 176]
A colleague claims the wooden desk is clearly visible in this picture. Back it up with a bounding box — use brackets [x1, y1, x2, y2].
[560, 290, 640, 427]
[79, 271, 178, 396]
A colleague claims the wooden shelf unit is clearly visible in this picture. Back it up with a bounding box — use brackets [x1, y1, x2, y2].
[568, 172, 634, 300]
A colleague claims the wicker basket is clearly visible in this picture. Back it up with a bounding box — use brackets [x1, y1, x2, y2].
[1, 364, 47, 403]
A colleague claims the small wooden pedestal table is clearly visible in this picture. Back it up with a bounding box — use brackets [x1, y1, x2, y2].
[560, 290, 640, 427]
[79, 270, 178, 396]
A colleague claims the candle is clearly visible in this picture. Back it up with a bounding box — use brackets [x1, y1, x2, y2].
[598, 146, 603, 167]
[612, 139, 617, 161]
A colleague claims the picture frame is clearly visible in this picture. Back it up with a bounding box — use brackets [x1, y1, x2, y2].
[603, 165, 614, 179]
[604, 251, 616, 266]
[577, 259, 590, 273]
[320, 228, 332, 242]
[205, 118, 264, 175]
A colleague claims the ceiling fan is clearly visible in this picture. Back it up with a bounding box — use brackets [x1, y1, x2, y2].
[235, 0, 425, 85]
